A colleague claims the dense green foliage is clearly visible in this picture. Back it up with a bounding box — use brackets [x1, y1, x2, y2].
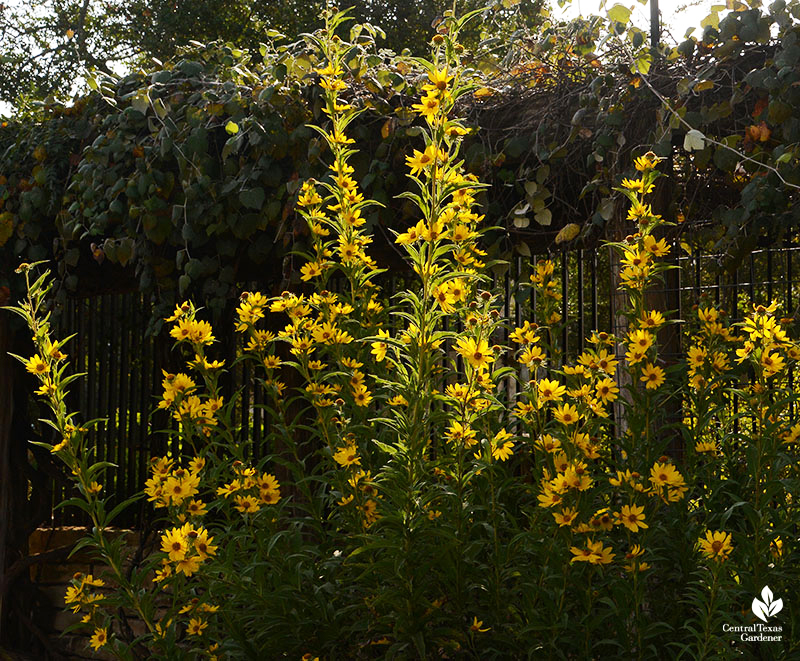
[2, 1, 800, 327]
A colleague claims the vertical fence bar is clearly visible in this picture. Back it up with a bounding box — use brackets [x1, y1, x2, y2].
[43, 231, 800, 525]
[241, 358, 251, 460]
[694, 247, 701, 306]
[503, 266, 512, 417]
[561, 251, 568, 357]
[504, 266, 511, 345]
[128, 294, 143, 520]
[766, 247, 773, 303]
[85, 298, 98, 525]
[788, 240, 796, 417]
[140, 298, 156, 522]
[108, 296, 119, 494]
[253, 371, 263, 459]
[786, 240, 793, 314]
[126, 295, 138, 510]
[514, 257, 522, 326]
[590, 248, 598, 332]
[608, 246, 616, 336]
[577, 250, 584, 353]
[151, 322, 161, 459]
[115, 295, 127, 502]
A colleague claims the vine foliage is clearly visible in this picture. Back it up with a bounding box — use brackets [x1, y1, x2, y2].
[2, 1, 800, 324]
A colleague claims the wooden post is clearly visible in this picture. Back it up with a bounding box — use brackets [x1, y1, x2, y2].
[0, 312, 14, 643]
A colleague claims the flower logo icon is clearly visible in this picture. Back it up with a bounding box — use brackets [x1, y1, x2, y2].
[752, 586, 783, 623]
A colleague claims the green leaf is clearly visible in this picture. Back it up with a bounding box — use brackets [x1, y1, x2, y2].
[68, 535, 99, 559]
[555, 223, 580, 244]
[608, 4, 632, 24]
[55, 497, 93, 515]
[106, 494, 143, 524]
[534, 208, 552, 226]
[633, 51, 652, 75]
[683, 129, 706, 152]
[372, 439, 399, 456]
[713, 144, 738, 172]
[701, 11, 720, 30]
[239, 187, 265, 210]
[599, 197, 615, 221]
[130, 90, 149, 115]
[116, 238, 134, 266]
[153, 98, 168, 119]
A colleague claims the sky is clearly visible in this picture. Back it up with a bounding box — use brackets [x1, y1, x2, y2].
[0, 1, 727, 118]
[552, 0, 719, 41]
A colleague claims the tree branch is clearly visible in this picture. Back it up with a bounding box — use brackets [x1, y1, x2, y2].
[619, 40, 800, 192]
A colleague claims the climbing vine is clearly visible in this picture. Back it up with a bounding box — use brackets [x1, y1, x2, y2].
[2, 1, 800, 324]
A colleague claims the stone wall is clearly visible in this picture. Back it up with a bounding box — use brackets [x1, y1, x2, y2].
[27, 527, 139, 660]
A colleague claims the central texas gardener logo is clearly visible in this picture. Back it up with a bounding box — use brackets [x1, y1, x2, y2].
[721, 585, 784, 642]
[752, 586, 783, 623]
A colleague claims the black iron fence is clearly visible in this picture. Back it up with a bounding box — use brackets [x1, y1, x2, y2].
[46, 231, 800, 526]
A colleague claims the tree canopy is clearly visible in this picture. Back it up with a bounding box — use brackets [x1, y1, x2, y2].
[0, 0, 544, 105]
